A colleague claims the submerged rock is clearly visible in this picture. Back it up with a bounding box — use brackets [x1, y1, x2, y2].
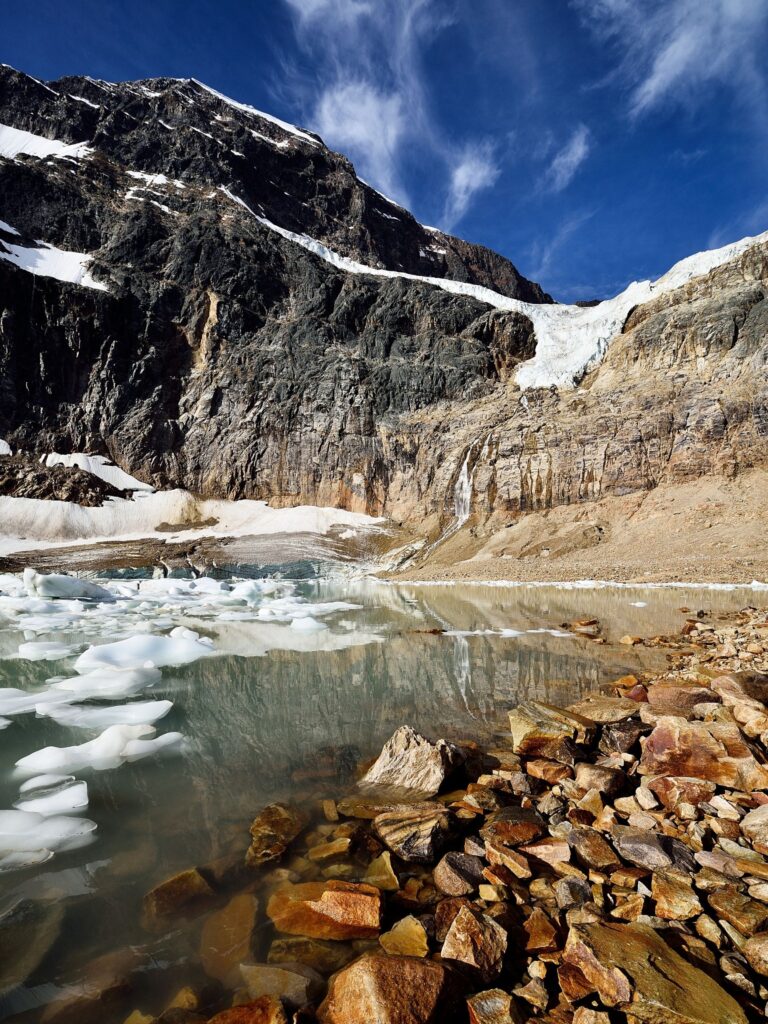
[317, 952, 465, 1024]
[266, 880, 382, 940]
[200, 893, 258, 984]
[142, 868, 215, 932]
[0, 898, 64, 997]
[246, 803, 307, 868]
[239, 962, 324, 1008]
[358, 726, 462, 796]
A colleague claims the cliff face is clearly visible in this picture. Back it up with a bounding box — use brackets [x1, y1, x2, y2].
[0, 64, 766, 541]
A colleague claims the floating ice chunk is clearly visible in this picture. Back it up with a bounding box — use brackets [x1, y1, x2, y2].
[15, 723, 157, 773]
[0, 686, 73, 716]
[290, 616, 327, 632]
[15, 781, 88, 816]
[191, 577, 230, 594]
[19, 774, 74, 793]
[0, 809, 97, 853]
[18, 640, 78, 661]
[74, 633, 214, 672]
[23, 568, 113, 601]
[0, 849, 54, 872]
[36, 699, 173, 729]
[123, 731, 185, 760]
[51, 667, 161, 700]
[0, 716, 9, 729]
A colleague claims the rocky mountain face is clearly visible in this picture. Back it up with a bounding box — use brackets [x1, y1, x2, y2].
[0, 64, 766, 549]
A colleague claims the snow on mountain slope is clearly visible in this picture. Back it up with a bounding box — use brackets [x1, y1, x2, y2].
[0, 122, 91, 161]
[220, 186, 768, 390]
[0, 230, 107, 291]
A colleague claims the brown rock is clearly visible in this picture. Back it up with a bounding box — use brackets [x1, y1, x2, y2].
[568, 696, 640, 723]
[744, 932, 768, 976]
[639, 717, 768, 791]
[646, 682, 714, 714]
[358, 726, 462, 797]
[567, 828, 620, 872]
[524, 907, 559, 953]
[239, 963, 324, 1008]
[652, 871, 702, 920]
[363, 851, 400, 891]
[317, 952, 465, 1023]
[379, 914, 429, 957]
[485, 840, 532, 880]
[480, 806, 545, 847]
[740, 803, 768, 850]
[467, 988, 523, 1024]
[611, 826, 671, 871]
[525, 759, 572, 783]
[267, 937, 356, 974]
[572, 1011, 610, 1024]
[507, 701, 596, 758]
[435, 897, 472, 941]
[708, 885, 768, 936]
[563, 920, 748, 1024]
[200, 893, 258, 984]
[599, 719, 649, 755]
[441, 906, 508, 983]
[433, 851, 485, 895]
[574, 763, 624, 798]
[307, 837, 352, 863]
[266, 880, 381, 940]
[246, 804, 307, 868]
[206, 998, 287, 1024]
[142, 868, 215, 932]
[519, 836, 570, 865]
[647, 776, 716, 813]
[373, 805, 453, 863]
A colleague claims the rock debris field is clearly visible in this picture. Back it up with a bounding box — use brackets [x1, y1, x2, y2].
[6, 604, 768, 1022]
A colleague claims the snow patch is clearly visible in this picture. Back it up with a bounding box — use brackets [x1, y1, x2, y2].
[44, 453, 155, 492]
[0, 237, 107, 291]
[190, 79, 319, 145]
[0, 122, 91, 161]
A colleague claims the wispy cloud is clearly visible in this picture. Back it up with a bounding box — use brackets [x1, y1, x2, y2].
[527, 209, 594, 283]
[573, 0, 768, 123]
[443, 142, 500, 231]
[279, 0, 502, 229]
[541, 124, 591, 193]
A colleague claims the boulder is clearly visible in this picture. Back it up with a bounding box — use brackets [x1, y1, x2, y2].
[317, 952, 465, 1023]
[379, 914, 429, 957]
[744, 932, 768, 976]
[0, 898, 63, 998]
[266, 880, 382, 940]
[507, 701, 596, 758]
[708, 885, 768, 936]
[645, 682, 715, 715]
[358, 726, 462, 796]
[200, 893, 258, 984]
[246, 803, 307, 868]
[574, 763, 624, 797]
[239, 962, 324, 1008]
[441, 906, 507, 983]
[373, 804, 453, 863]
[268, 936, 355, 974]
[480, 806, 545, 847]
[639, 717, 768, 791]
[142, 868, 215, 932]
[651, 871, 701, 920]
[524, 907, 559, 953]
[433, 851, 485, 896]
[567, 696, 640, 723]
[467, 988, 524, 1024]
[206, 997, 287, 1024]
[563, 921, 748, 1024]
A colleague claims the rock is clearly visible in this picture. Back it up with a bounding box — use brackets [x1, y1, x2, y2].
[512, 978, 549, 1011]
[441, 906, 508, 983]
[246, 804, 307, 868]
[599, 719, 649, 755]
[363, 851, 400, 891]
[525, 758, 572, 783]
[200, 893, 258, 984]
[639, 717, 768, 791]
[554, 877, 593, 910]
[379, 914, 429, 957]
[572, 1011, 611, 1024]
[563, 920, 748, 1024]
[307, 837, 352, 863]
[206, 997, 288, 1024]
[142, 868, 215, 932]
[652, 870, 702, 920]
[40, 949, 142, 1024]
[619, 635, 643, 646]
[611, 825, 671, 871]
[741, 803, 768, 849]
[519, 836, 570, 865]
[567, 827, 620, 872]
[646, 682, 714, 714]
[239, 963, 324, 1008]
[435, 897, 473, 941]
[647, 776, 716, 814]
[358, 726, 462, 796]
[316, 952, 465, 1023]
[568, 696, 640, 723]
[485, 840, 532, 880]
[524, 907, 559, 952]
[480, 806, 545, 847]
[467, 988, 523, 1024]
[708, 885, 768, 936]
[268, 937, 356, 974]
[373, 804, 453, 863]
[0, 898, 63, 998]
[744, 932, 768, 976]
[507, 701, 596, 758]
[433, 851, 485, 895]
[266, 880, 382, 940]
[574, 763, 624, 797]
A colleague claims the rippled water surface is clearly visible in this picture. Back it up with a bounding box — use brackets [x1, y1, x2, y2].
[0, 561, 761, 1020]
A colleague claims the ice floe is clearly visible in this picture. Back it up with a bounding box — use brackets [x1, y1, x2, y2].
[15, 723, 184, 773]
[0, 809, 97, 865]
[15, 780, 88, 816]
[37, 699, 173, 728]
[17, 640, 79, 661]
[74, 632, 214, 672]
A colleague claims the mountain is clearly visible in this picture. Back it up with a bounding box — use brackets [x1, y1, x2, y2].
[0, 64, 767, 577]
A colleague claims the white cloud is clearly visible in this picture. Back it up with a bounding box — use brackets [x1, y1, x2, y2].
[542, 124, 591, 193]
[527, 209, 594, 282]
[314, 80, 408, 202]
[573, 0, 768, 121]
[443, 143, 500, 230]
[280, 0, 502, 231]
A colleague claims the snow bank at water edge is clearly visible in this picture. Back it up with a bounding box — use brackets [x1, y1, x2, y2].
[218, 186, 768, 390]
[0, 490, 385, 555]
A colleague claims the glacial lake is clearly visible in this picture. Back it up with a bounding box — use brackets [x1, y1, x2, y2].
[0, 563, 762, 1021]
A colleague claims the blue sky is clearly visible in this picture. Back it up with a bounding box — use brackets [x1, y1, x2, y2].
[2, 0, 768, 300]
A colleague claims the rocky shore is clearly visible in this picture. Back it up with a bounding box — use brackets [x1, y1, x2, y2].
[10, 607, 768, 1023]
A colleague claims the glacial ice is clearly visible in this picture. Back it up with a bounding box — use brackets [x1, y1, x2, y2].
[15, 723, 180, 773]
[36, 699, 173, 728]
[74, 633, 214, 672]
[15, 780, 89, 816]
[23, 568, 113, 601]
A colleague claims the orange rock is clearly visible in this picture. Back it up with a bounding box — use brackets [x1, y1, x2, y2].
[142, 868, 215, 932]
[200, 893, 258, 984]
[207, 996, 287, 1024]
[639, 717, 768, 791]
[266, 880, 381, 940]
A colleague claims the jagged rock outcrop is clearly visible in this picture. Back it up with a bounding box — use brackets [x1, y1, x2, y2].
[0, 63, 766, 543]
